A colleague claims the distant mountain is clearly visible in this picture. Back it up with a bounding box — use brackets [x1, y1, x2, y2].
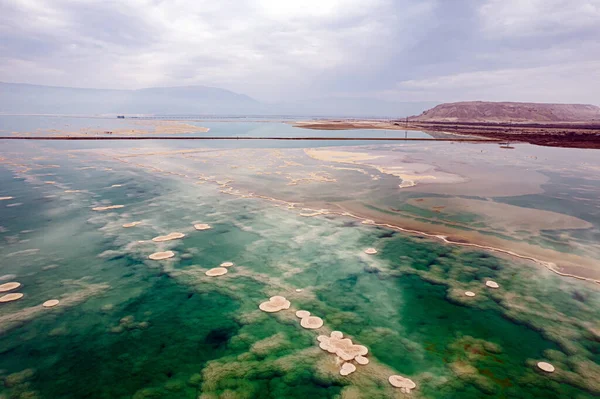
[409, 101, 600, 123]
[0, 82, 434, 117]
[0, 82, 263, 115]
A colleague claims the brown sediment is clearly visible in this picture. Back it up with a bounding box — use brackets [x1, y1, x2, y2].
[0, 293, 24, 302]
[148, 251, 175, 260]
[152, 232, 185, 242]
[92, 205, 124, 211]
[0, 282, 21, 292]
[205, 267, 228, 277]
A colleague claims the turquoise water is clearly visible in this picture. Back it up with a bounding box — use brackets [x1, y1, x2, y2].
[0, 126, 599, 398]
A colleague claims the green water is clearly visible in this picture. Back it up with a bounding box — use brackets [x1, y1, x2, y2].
[0, 141, 598, 399]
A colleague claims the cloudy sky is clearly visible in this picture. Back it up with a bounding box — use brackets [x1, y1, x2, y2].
[1, 0, 599, 104]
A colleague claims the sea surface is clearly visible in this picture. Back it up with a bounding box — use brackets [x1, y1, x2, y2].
[0, 117, 598, 398]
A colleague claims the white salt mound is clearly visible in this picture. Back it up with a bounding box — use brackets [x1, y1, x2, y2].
[465, 291, 476, 297]
[220, 262, 234, 267]
[43, 299, 60, 308]
[300, 316, 324, 329]
[259, 296, 291, 313]
[364, 248, 378, 255]
[537, 362, 555, 373]
[148, 251, 175, 260]
[355, 355, 369, 365]
[389, 375, 417, 393]
[295, 310, 311, 319]
[205, 267, 228, 277]
[122, 221, 141, 228]
[152, 232, 185, 242]
[194, 223, 212, 230]
[0, 282, 21, 292]
[0, 293, 24, 303]
[340, 362, 356, 376]
[485, 280, 499, 289]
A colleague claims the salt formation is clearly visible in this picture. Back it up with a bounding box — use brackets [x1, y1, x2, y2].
[364, 248, 378, 255]
[340, 362, 356, 376]
[465, 291, 476, 297]
[389, 375, 417, 393]
[0, 196, 14, 201]
[537, 362, 555, 373]
[295, 310, 311, 319]
[0, 282, 21, 292]
[300, 316, 324, 329]
[0, 293, 24, 303]
[259, 296, 291, 313]
[295, 288, 304, 292]
[355, 355, 369, 365]
[148, 251, 175, 260]
[92, 205, 124, 211]
[205, 267, 228, 277]
[122, 222, 141, 228]
[220, 262, 234, 267]
[152, 232, 185, 242]
[317, 331, 368, 361]
[194, 223, 211, 230]
[485, 280, 500, 289]
[42, 299, 60, 308]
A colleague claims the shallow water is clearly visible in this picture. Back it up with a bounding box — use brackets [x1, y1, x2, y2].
[0, 120, 599, 399]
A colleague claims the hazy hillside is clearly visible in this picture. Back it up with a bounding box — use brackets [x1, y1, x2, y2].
[410, 101, 600, 123]
[0, 82, 434, 117]
[0, 82, 263, 115]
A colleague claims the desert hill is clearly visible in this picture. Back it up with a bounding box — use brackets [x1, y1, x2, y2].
[409, 101, 600, 123]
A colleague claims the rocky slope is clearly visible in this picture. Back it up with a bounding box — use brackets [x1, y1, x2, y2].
[410, 101, 600, 123]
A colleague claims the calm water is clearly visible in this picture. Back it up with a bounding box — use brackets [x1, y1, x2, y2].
[0, 118, 598, 398]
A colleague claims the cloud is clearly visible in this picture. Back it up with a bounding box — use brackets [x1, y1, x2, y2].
[0, 0, 599, 105]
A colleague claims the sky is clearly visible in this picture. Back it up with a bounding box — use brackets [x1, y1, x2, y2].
[0, 0, 599, 104]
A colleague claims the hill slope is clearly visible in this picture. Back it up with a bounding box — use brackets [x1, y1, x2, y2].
[0, 82, 263, 115]
[410, 101, 600, 123]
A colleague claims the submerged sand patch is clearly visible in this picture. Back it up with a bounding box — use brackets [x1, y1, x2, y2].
[149, 251, 175, 260]
[0, 282, 21, 292]
[0, 293, 24, 303]
[152, 232, 185, 242]
[92, 205, 124, 211]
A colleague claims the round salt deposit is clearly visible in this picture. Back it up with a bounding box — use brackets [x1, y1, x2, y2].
[0, 293, 24, 303]
[364, 248, 378, 255]
[537, 362, 555, 373]
[0, 282, 21, 292]
[465, 291, 476, 297]
[43, 299, 60, 308]
[485, 280, 499, 289]
[205, 267, 228, 277]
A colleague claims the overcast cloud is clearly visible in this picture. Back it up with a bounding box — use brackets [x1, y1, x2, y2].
[0, 0, 599, 104]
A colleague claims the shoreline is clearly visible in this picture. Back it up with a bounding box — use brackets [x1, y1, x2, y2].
[292, 120, 600, 149]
